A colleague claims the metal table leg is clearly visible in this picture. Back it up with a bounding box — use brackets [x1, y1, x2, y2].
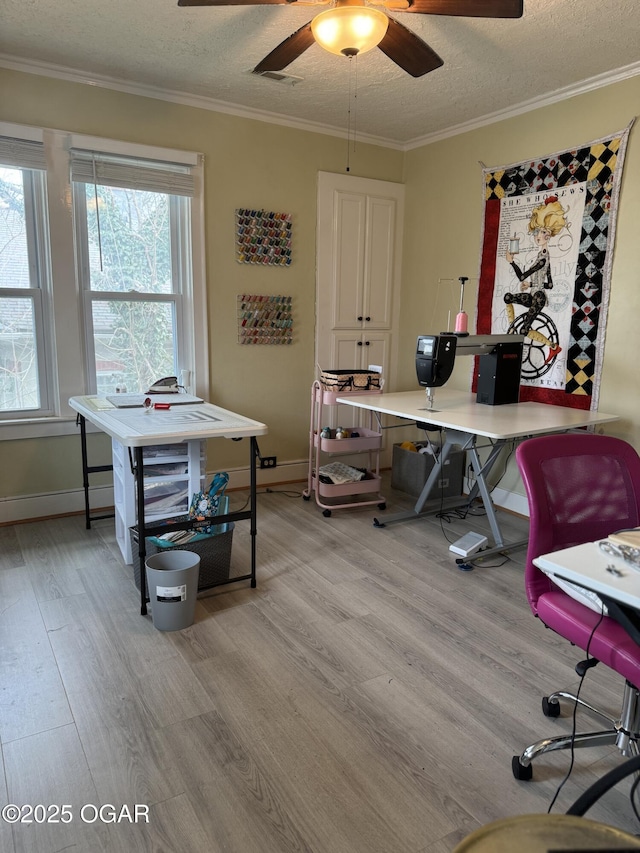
[76, 413, 114, 530]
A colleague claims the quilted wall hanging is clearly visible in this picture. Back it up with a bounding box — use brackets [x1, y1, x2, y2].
[475, 121, 633, 410]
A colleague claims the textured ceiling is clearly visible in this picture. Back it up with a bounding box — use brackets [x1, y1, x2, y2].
[0, 0, 638, 146]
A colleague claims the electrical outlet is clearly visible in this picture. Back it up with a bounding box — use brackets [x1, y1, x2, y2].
[260, 456, 277, 469]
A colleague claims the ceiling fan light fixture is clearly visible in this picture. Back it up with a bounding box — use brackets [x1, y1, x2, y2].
[311, 5, 389, 57]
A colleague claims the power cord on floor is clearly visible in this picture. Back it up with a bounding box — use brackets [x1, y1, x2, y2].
[547, 608, 606, 813]
[264, 487, 303, 498]
[630, 772, 640, 825]
[228, 487, 303, 513]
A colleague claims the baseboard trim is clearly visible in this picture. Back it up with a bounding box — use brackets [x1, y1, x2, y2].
[0, 460, 311, 525]
[1, 461, 528, 525]
[491, 486, 529, 518]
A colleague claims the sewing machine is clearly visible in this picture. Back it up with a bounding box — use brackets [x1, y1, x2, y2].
[416, 333, 524, 409]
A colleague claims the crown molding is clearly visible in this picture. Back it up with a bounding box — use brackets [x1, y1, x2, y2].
[1, 53, 639, 153]
[0, 54, 403, 151]
[403, 61, 640, 150]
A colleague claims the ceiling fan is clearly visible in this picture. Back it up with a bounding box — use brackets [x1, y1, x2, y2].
[178, 0, 523, 79]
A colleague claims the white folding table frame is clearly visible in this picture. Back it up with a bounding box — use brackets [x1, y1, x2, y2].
[337, 388, 618, 562]
[70, 396, 268, 615]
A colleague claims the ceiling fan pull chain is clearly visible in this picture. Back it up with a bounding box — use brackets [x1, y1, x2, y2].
[345, 55, 359, 173]
[353, 54, 358, 156]
[345, 57, 352, 172]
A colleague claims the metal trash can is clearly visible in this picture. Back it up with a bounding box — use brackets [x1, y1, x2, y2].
[145, 550, 200, 631]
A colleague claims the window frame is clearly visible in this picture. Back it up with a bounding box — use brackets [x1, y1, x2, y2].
[0, 161, 56, 419]
[0, 123, 208, 440]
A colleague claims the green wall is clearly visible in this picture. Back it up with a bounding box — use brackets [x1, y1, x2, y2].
[1, 66, 639, 508]
[0, 67, 403, 500]
[401, 75, 640, 494]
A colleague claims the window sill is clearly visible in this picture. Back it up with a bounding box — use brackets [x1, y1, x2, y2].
[0, 416, 101, 441]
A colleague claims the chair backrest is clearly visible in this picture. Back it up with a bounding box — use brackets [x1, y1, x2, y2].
[516, 433, 640, 616]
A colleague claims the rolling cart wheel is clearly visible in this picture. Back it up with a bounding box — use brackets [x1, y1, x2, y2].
[377, 503, 386, 511]
[302, 493, 310, 501]
[512, 755, 533, 781]
[322, 509, 332, 517]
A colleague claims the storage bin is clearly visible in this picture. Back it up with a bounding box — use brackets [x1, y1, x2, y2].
[319, 369, 382, 392]
[391, 443, 464, 499]
[130, 523, 234, 593]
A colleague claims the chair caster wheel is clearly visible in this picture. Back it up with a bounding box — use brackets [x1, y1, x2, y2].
[512, 755, 533, 781]
[377, 503, 386, 510]
[322, 509, 332, 517]
[542, 696, 561, 717]
[302, 494, 310, 501]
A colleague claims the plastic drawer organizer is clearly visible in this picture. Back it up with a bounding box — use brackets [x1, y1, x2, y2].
[303, 379, 386, 517]
[113, 439, 206, 564]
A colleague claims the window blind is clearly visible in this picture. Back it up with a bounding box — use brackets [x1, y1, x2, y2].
[70, 150, 194, 197]
[0, 136, 46, 171]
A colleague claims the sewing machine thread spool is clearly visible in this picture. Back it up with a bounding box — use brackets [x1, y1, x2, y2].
[509, 235, 520, 254]
[455, 311, 468, 334]
[455, 276, 469, 334]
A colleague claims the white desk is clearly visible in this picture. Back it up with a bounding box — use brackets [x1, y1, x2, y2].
[535, 542, 640, 612]
[337, 388, 618, 560]
[69, 396, 268, 615]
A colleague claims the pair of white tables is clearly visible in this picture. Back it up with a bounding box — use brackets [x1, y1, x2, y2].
[337, 387, 618, 562]
[69, 396, 268, 616]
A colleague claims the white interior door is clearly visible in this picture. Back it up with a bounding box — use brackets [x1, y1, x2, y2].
[316, 171, 404, 388]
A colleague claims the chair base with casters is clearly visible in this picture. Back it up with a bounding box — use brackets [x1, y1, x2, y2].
[513, 678, 640, 781]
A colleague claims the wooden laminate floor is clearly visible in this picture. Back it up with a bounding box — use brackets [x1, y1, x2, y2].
[1, 476, 639, 852]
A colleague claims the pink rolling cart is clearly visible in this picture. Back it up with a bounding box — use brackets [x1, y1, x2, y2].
[303, 380, 386, 517]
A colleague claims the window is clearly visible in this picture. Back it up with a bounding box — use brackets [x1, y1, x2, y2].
[72, 151, 194, 395]
[0, 125, 207, 437]
[0, 136, 53, 418]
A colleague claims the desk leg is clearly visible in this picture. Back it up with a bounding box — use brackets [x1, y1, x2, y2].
[373, 430, 526, 560]
[79, 414, 91, 530]
[466, 439, 506, 547]
[76, 414, 115, 529]
[134, 446, 148, 616]
[374, 433, 474, 527]
[250, 436, 258, 588]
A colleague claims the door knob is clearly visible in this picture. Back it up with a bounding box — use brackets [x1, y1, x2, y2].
[357, 341, 363, 346]
[365, 317, 371, 322]
[357, 316, 363, 322]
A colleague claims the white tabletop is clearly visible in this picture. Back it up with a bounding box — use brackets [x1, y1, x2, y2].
[336, 388, 618, 440]
[535, 541, 640, 611]
[69, 396, 268, 447]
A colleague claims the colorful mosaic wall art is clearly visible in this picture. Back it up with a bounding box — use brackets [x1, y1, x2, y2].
[236, 209, 292, 266]
[237, 295, 293, 345]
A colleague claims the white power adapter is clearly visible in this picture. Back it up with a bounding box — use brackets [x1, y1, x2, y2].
[449, 532, 488, 558]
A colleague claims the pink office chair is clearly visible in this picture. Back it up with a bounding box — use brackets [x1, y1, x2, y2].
[512, 432, 640, 780]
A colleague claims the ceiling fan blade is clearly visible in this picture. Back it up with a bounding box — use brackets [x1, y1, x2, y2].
[378, 17, 443, 77]
[253, 23, 315, 73]
[402, 0, 523, 16]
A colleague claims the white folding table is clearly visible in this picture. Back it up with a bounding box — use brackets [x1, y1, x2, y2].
[535, 541, 640, 612]
[69, 396, 268, 615]
[337, 388, 618, 561]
